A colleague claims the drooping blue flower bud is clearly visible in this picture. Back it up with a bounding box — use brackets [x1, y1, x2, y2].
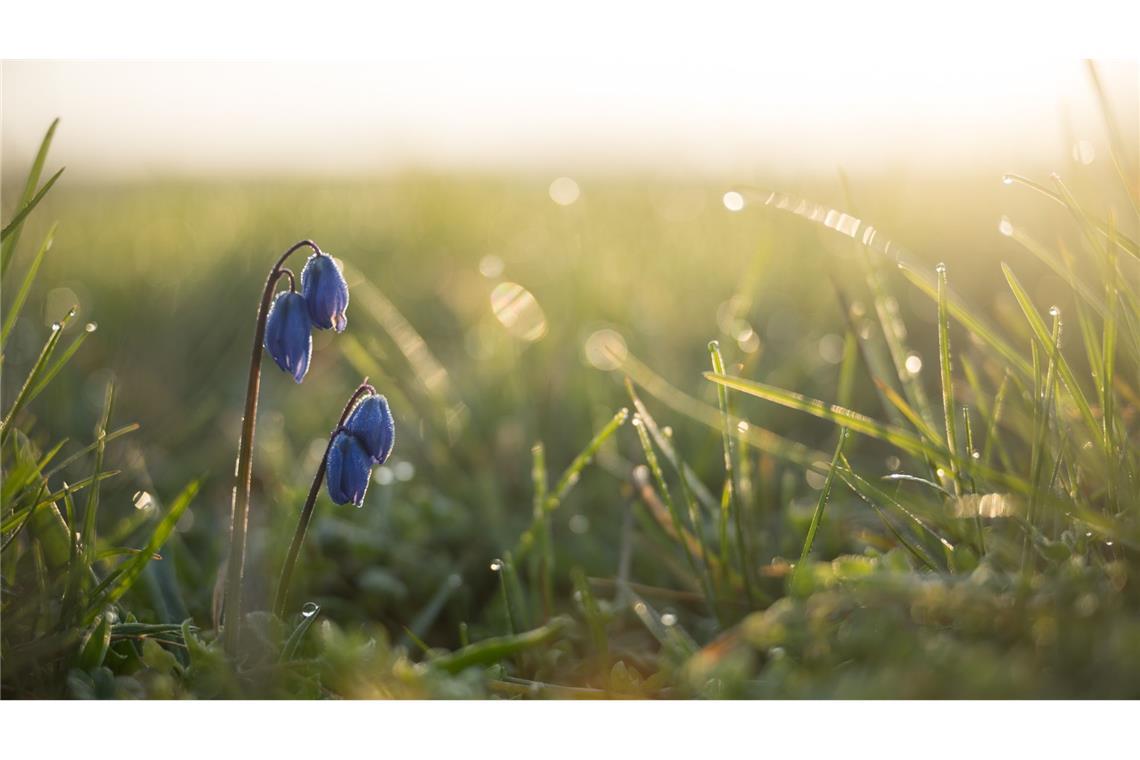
[300, 253, 349, 332]
[326, 431, 373, 506]
[264, 291, 312, 383]
[343, 394, 396, 465]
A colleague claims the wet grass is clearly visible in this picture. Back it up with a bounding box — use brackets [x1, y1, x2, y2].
[2, 99, 1139, 697]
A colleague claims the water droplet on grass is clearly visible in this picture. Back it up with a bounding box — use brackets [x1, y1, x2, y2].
[489, 559, 504, 572]
[301, 602, 319, 618]
[85, 322, 97, 332]
[998, 216, 1014, 236]
[1049, 305, 1061, 318]
[661, 613, 677, 627]
[1002, 174, 1014, 185]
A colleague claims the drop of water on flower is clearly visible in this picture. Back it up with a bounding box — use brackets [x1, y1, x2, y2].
[301, 602, 319, 618]
[489, 558, 504, 572]
[85, 322, 98, 333]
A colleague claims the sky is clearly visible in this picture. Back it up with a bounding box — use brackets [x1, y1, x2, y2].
[1, 58, 1134, 178]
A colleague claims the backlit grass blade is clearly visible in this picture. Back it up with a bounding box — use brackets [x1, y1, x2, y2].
[708, 340, 754, 606]
[516, 407, 628, 559]
[703, 372, 935, 458]
[631, 412, 702, 592]
[898, 260, 1031, 378]
[621, 351, 824, 469]
[794, 429, 848, 577]
[84, 480, 199, 624]
[0, 168, 65, 244]
[936, 264, 962, 494]
[1, 224, 56, 349]
[530, 442, 553, 619]
[624, 379, 717, 612]
[0, 308, 76, 443]
[1001, 263, 1102, 451]
[1, 118, 59, 274]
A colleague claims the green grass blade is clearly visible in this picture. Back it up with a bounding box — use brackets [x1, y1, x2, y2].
[0, 168, 65, 244]
[1001, 263, 1102, 451]
[936, 264, 962, 493]
[84, 480, 199, 624]
[1, 224, 56, 349]
[1, 118, 59, 274]
[794, 429, 848, 576]
[708, 340, 755, 605]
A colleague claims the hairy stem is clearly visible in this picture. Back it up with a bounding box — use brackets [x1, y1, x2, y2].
[222, 239, 320, 658]
[273, 381, 375, 618]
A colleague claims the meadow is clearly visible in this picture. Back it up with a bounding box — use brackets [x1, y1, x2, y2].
[2, 107, 1138, 698]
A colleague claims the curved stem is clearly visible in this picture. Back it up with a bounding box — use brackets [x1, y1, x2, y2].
[222, 239, 321, 658]
[273, 380, 375, 618]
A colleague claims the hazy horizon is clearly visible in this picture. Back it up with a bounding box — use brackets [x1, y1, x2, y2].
[3, 59, 1135, 181]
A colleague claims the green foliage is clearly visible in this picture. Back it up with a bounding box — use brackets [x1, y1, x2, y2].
[3, 79, 1138, 698]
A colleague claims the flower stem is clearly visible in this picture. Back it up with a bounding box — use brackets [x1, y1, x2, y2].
[222, 239, 320, 658]
[273, 380, 375, 619]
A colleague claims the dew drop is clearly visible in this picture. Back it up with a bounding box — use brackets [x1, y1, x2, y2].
[85, 322, 98, 333]
[1001, 174, 1014, 185]
[489, 558, 504, 572]
[301, 602, 319, 618]
[905, 353, 923, 375]
[51, 322, 62, 332]
[998, 216, 1014, 237]
[131, 491, 154, 510]
[1048, 305, 1061, 318]
[660, 613, 678, 627]
[935, 262, 947, 275]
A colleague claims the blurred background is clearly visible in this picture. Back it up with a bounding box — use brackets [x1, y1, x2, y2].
[2, 58, 1136, 649]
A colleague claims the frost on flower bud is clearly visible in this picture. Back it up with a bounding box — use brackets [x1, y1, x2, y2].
[300, 253, 350, 332]
[343, 394, 396, 465]
[264, 291, 312, 383]
[326, 431, 373, 506]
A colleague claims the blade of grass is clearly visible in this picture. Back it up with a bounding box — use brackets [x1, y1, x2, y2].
[1, 118, 59, 275]
[708, 340, 755, 606]
[936, 264, 962, 494]
[794, 429, 848, 579]
[0, 168, 65, 243]
[84, 480, 199, 624]
[1, 224, 56, 349]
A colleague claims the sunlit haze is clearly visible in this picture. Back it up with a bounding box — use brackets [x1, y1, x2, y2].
[3, 59, 1133, 178]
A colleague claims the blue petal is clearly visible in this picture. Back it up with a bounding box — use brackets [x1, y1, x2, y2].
[301, 254, 350, 333]
[264, 292, 313, 383]
[343, 394, 396, 464]
[326, 432, 372, 506]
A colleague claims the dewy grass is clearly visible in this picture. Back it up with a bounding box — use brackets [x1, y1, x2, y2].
[3, 92, 1140, 699]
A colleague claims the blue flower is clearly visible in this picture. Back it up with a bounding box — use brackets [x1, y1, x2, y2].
[264, 292, 312, 383]
[343, 394, 396, 465]
[301, 253, 349, 332]
[326, 431, 373, 506]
